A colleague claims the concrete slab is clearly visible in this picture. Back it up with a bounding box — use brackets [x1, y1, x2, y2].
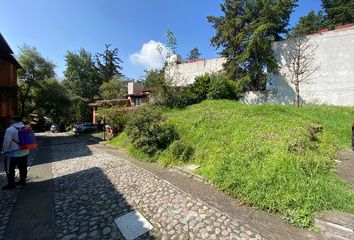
[114, 210, 153, 240]
[185, 164, 200, 171]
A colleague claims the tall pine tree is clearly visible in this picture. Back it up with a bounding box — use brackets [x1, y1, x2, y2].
[291, 10, 326, 37]
[95, 44, 123, 82]
[322, 0, 354, 26]
[187, 47, 202, 61]
[208, 0, 297, 91]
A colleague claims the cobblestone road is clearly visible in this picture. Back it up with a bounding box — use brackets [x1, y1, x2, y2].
[1, 133, 266, 240]
[51, 134, 266, 240]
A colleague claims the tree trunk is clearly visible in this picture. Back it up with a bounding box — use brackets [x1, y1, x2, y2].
[295, 83, 300, 107]
[20, 84, 32, 119]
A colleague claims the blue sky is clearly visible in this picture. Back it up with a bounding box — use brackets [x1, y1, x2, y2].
[0, 0, 322, 80]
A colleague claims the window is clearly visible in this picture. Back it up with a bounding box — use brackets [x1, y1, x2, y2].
[134, 98, 143, 106]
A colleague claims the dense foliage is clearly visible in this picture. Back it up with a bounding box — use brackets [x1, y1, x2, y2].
[63, 48, 101, 101]
[15, 43, 125, 124]
[17, 45, 56, 118]
[143, 68, 166, 89]
[322, 0, 354, 26]
[174, 74, 240, 108]
[208, 0, 297, 91]
[96, 107, 128, 131]
[143, 67, 183, 108]
[95, 44, 123, 82]
[125, 106, 178, 156]
[99, 77, 126, 100]
[291, 10, 327, 37]
[34, 79, 72, 123]
[291, 0, 354, 36]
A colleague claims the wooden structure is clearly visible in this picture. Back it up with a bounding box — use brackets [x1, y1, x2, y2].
[0, 33, 21, 143]
[88, 99, 131, 124]
[125, 82, 151, 107]
[88, 82, 153, 140]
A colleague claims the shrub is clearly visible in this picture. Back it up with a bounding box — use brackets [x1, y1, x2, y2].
[207, 74, 238, 100]
[174, 73, 240, 108]
[125, 106, 178, 156]
[189, 75, 211, 102]
[97, 106, 128, 132]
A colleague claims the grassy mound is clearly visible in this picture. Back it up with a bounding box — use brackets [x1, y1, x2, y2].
[110, 100, 354, 228]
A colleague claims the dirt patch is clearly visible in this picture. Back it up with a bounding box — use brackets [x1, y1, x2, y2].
[336, 150, 354, 190]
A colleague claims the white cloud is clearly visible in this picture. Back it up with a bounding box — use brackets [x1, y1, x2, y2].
[129, 40, 170, 70]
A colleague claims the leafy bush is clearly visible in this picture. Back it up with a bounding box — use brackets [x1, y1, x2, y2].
[188, 75, 211, 102]
[125, 106, 178, 156]
[75, 99, 92, 122]
[97, 107, 128, 131]
[99, 77, 126, 100]
[207, 75, 236, 100]
[174, 73, 240, 108]
[143, 68, 182, 108]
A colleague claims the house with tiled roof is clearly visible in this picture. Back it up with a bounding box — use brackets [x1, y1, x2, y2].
[0, 33, 22, 144]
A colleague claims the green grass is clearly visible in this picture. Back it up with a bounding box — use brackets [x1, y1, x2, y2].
[110, 100, 354, 228]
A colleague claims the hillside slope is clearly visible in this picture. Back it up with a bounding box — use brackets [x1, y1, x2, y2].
[111, 100, 354, 228]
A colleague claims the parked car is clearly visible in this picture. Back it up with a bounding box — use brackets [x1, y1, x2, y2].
[50, 124, 63, 133]
[71, 122, 82, 131]
[73, 123, 98, 133]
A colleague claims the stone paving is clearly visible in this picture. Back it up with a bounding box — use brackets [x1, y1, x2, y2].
[50, 134, 266, 240]
[0, 150, 36, 240]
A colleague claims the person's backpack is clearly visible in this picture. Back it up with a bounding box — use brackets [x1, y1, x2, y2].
[13, 126, 37, 150]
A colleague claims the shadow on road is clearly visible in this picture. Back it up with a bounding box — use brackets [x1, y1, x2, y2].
[52, 166, 155, 240]
[2, 133, 156, 240]
[30, 134, 96, 166]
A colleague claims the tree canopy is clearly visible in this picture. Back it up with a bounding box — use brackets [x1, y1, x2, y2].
[208, 0, 297, 91]
[187, 47, 202, 61]
[17, 45, 56, 118]
[291, 0, 354, 37]
[322, 0, 354, 26]
[99, 77, 126, 100]
[95, 44, 123, 82]
[34, 79, 72, 123]
[143, 69, 165, 89]
[63, 48, 100, 101]
[291, 10, 326, 37]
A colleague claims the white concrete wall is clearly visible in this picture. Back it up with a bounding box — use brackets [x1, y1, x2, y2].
[240, 91, 269, 105]
[268, 26, 354, 106]
[168, 27, 354, 106]
[167, 57, 226, 86]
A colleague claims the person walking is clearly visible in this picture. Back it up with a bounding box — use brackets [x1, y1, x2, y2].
[1, 115, 30, 190]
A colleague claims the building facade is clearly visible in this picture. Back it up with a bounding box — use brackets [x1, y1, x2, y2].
[0, 33, 21, 142]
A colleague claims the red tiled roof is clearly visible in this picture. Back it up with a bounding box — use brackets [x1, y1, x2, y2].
[310, 23, 353, 35]
[187, 59, 205, 63]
